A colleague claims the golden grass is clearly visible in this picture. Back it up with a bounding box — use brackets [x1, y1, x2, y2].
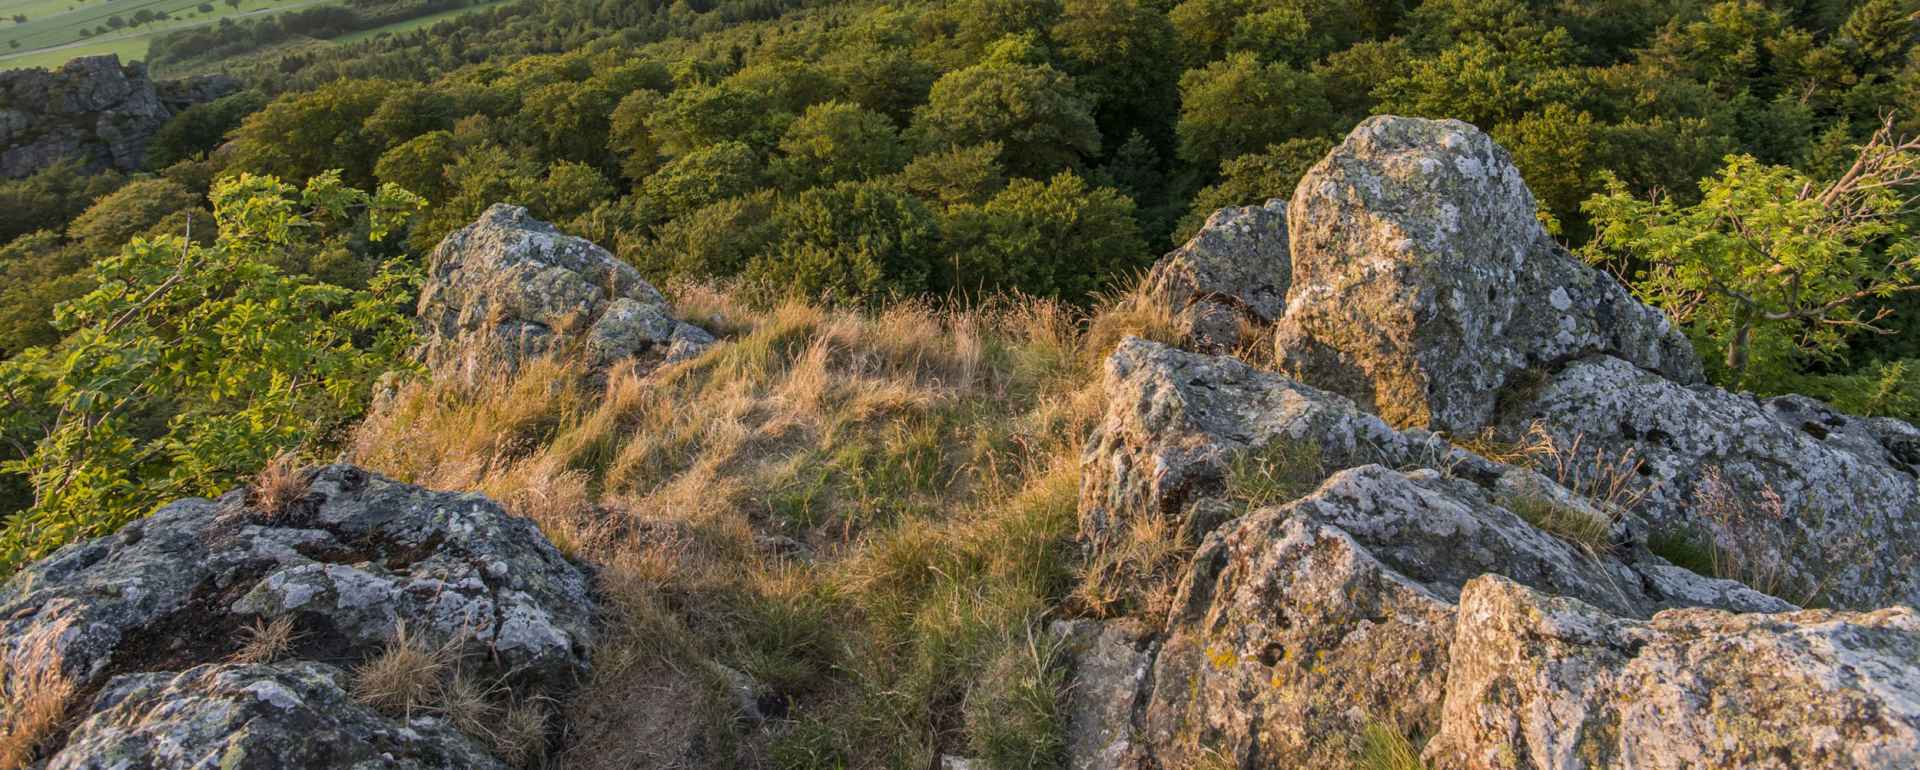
[230, 616, 301, 665]
[249, 451, 310, 518]
[344, 282, 1177, 769]
[0, 622, 78, 768]
[352, 623, 452, 719]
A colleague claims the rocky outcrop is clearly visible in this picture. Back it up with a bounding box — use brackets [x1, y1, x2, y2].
[416, 204, 715, 379]
[1067, 112, 1920, 770]
[1122, 464, 1787, 770]
[1144, 199, 1290, 354]
[0, 55, 237, 178]
[0, 464, 592, 766]
[1507, 355, 1920, 608]
[49, 662, 508, 770]
[1274, 115, 1700, 432]
[1426, 576, 1920, 769]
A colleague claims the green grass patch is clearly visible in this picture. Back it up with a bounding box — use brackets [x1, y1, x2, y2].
[1226, 437, 1327, 511]
[1498, 490, 1614, 553]
[1357, 721, 1428, 770]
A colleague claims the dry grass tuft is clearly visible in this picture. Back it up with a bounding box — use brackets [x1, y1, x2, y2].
[230, 616, 301, 665]
[250, 451, 311, 518]
[489, 696, 553, 767]
[1074, 507, 1193, 621]
[1472, 423, 1652, 515]
[0, 624, 79, 768]
[352, 623, 453, 718]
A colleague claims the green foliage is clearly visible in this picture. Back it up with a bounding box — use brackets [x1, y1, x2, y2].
[625, 191, 779, 284]
[0, 173, 424, 571]
[774, 101, 908, 187]
[518, 80, 618, 163]
[65, 178, 201, 252]
[608, 89, 666, 182]
[146, 91, 269, 170]
[1585, 134, 1920, 387]
[0, 233, 90, 358]
[0, 160, 124, 245]
[228, 80, 396, 187]
[1176, 137, 1333, 242]
[375, 130, 460, 203]
[1175, 52, 1332, 170]
[1492, 103, 1602, 236]
[901, 142, 1010, 207]
[748, 180, 941, 300]
[944, 172, 1146, 300]
[916, 60, 1102, 177]
[640, 141, 765, 220]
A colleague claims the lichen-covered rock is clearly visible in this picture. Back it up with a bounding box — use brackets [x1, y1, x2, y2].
[47, 662, 508, 770]
[1131, 465, 1787, 769]
[1509, 354, 1920, 608]
[1425, 575, 1920, 770]
[0, 464, 593, 702]
[1144, 199, 1290, 354]
[1078, 336, 1496, 550]
[1051, 619, 1155, 770]
[415, 204, 714, 378]
[0, 55, 236, 178]
[1274, 115, 1699, 432]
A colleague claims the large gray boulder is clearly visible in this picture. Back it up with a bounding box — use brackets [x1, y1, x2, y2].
[1425, 575, 1920, 770]
[415, 204, 714, 378]
[1144, 199, 1290, 354]
[0, 55, 236, 178]
[1274, 115, 1700, 432]
[0, 464, 593, 764]
[48, 662, 508, 770]
[1125, 465, 1786, 770]
[1507, 355, 1920, 609]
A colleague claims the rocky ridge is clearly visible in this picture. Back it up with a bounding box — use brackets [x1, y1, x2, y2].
[1064, 115, 1920, 769]
[0, 55, 237, 179]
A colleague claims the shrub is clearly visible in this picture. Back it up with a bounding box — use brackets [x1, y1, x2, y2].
[746, 180, 940, 301]
[0, 172, 422, 571]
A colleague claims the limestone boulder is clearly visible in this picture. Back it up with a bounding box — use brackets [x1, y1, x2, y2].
[0, 55, 234, 179]
[1509, 354, 1920, 608]
[1132, 465, 1786, 769]
[1426, 575, 1920, 769]
[415, 204, 714, 378]
[1274, 115, 1699, 432]
[1077, 337, 1493, 551]
[47, 662, 507, 770]
[0, 464, 594, 704]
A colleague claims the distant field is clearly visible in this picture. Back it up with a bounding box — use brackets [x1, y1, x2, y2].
[332, 0, 499, 44]
[0, 0, 331, 70]
[0, 0, 501, 71]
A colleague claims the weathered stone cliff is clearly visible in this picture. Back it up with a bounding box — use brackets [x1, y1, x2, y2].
[0, 55, 237, 179]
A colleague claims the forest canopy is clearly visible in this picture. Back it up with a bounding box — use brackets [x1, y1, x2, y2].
[2, 0, 1918, 575]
